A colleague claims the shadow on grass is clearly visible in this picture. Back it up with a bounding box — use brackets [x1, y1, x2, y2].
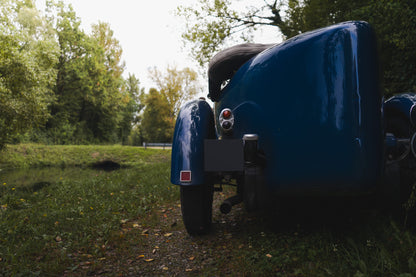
[186, 192, 414, 276]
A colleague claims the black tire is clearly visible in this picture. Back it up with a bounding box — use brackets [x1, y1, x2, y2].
[386, 115, 412, 138]
[386, 115, 412, 161]
[385, 115, 416, 221]
[180, 184, 213, 235]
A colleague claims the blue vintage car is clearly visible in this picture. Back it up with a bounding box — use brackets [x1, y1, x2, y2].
[171, 21, 416, 235]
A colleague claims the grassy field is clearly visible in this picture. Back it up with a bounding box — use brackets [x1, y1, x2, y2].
[0, 144, 176, 275]
[1, 144, 416, 276]
[0, 143, 167, 169]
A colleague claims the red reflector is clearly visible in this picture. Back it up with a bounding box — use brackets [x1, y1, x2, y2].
[180, 171, 192, 182]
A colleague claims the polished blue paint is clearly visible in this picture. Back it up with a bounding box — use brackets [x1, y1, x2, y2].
[171, 99, 216, 185]
[384, 93, 416, 125]
[215, 21, 383, 194]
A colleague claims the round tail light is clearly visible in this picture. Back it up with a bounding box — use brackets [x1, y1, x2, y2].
[219, 108, 234, 132]
[222, 109, 232, 119]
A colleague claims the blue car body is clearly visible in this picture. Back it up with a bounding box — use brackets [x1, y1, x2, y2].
[171, 21, 416, 234]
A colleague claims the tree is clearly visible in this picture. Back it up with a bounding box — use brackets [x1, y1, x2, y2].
[91, 21, 125, 79]
[144, 65, 201, 143]
[44, 1, 129, 144]
[119, 74, 145, 144]
[89, 21, 127, 142]
[177, 0, 416, 95]
[148, 65, 201, 120]
[140, 88, 172, 143]
[0, 0, 59, 149]
[176, 0, 283, 66]
[44, 0, 97, 143]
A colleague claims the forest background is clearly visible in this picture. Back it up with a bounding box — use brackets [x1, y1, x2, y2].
[1, 0, 415, 150]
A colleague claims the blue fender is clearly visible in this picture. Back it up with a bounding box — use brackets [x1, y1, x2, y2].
[171, 99, 216, 185]
[384, 93, 416, 126]
[215, 21, 383, 193]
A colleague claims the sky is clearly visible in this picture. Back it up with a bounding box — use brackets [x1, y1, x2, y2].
[35, 0, 281, 93]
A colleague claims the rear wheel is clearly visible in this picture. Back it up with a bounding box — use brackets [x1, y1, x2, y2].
[180, 184, 213, 235]
[385, 115, 416, 221]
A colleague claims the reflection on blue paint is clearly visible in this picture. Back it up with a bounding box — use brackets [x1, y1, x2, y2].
[171, 100, 215, 185]
[214, 21, 383, 194]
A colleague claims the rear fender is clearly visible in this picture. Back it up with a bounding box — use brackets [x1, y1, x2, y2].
[171, 99, 216, 185]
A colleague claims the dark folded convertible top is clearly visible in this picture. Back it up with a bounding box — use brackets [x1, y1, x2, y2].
[208, 43, 275, 101]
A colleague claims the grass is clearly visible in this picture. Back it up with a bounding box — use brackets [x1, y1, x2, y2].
[0, 144, 176, 276]
[0, 143, 167, 169]
[226, 216, 416, 276]
[1, 144, 416, 276]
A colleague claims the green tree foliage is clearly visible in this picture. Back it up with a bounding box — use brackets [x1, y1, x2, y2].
[44, 1, 132, 144]
[178, 0, 416, 95]
[144, 65, 201, 143]
[176, 0, 283, 66]
[140, 88, 172, 143]
[148, 65, 200, 120]
[92, 21, 125, 79]
[119, 74, 145, 145]
[0, 0, 59, 149]
[0, 0, 148, 147]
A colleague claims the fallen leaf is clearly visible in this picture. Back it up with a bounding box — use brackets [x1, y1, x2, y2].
[55, 236, 62, 242]
[185, 269, 193, 272]
[142, 229, 149, 235]
[144, 259, 154, 262]
[162, 267, 168, 271]
[133, 223, 139, 228]
[164, 233, 173, 237]
[152, 249, 157, 254]
[266, 254, 272, 258]
[189, 256, 195, 261]
[137, 255, 145, 259]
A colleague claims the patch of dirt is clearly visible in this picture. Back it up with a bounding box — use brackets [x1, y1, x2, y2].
[91, 160, 121, 171]
[63, 190, 384, 276]
[64, 189, 258, 276]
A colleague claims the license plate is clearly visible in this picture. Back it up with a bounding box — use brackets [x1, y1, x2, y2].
[204, 139, 244, 172]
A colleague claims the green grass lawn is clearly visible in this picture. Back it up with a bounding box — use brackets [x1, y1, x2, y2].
[0, 143, 167, 169]
[0, 144, 176, 275]
[1, 144, 416, 276]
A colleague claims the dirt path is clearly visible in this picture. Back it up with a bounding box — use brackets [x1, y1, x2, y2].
[65, 190, 384, 276]
[65, 190, 259, 276]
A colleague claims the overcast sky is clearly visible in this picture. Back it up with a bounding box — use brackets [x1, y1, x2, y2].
[35, 0, 281, 93]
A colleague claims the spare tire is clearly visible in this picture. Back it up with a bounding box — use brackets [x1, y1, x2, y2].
[208, 43, 275, 101]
